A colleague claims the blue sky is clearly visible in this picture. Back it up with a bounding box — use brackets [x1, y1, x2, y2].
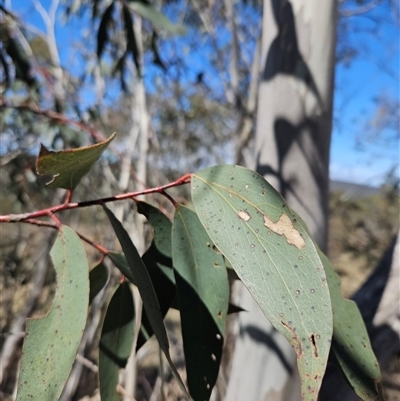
[331, 2, 399, 185]
[8, 0, 400, 187]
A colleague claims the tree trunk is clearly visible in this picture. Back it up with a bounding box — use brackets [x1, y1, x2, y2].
[224, 1, 337, 400]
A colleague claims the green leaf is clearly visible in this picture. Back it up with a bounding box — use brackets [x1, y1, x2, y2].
[319, 251, 382, 401]
[191, 165, 333, 401]
[103, 205, 190, 398]
[172, 205, 229, 401]
[97, 2, 115, 59]
[122, 5, 140, 73]
[137, 242, 176, 350]
[89, 262, 108, 304]
[99, 282, 135, 401]
[136, 202, 175, 349]
[137, 201, 172, 257]
[16, 226, 89, 401]
[127, 0, 186, 35]
[108, 251, 136, 284]
[36, 132, 116, 190]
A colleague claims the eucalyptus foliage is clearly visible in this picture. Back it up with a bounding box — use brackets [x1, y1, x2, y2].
[12, 139, 383, 401]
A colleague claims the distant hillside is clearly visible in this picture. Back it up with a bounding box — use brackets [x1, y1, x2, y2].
[330, 180, 380, 198]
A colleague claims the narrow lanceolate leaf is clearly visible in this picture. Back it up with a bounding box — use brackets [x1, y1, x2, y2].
[136, 202, 175, 349]
[191, 165, 333, 401]
[318, 251, 382, 401]
[127, 0, 186, 35]
[16, 226, 89, 401]
[36, 132, 116, 189]
[97, 1, 115, 59]
[137, 243, 176, 350]
[99, 282, 135, 401]
[122, 5, 140, 73]
[172, 205, 229, 401]
[108, 251, 136, 284]
[103, 205, 189, 398]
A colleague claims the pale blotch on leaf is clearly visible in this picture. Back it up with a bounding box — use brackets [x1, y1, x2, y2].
[263, 213, 306, 250]
[237, 210, 251, 222]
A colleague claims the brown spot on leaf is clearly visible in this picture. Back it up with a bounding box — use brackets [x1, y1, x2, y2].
[238, 210, 251, 222]
[310, 334, 319, 358]
[281, 320, 302, 357]
[263, 213, 306, 249]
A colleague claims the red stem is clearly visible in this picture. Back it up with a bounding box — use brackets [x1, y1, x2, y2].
[16, 219, 109, 255]
[0, 173, 192, 223]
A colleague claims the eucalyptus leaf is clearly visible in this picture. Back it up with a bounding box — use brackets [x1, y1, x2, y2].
[99, 282, 135, 401]
[191, 165, 333, 401]
[103, 205, 190, 398]
[173, 205, 229, 401]
[16, 226, 89, 401]
[89, 262, 108, 304]
[319, 251, 382, 401]
[36, 132, 116, 189]
[127, 0, 186, 35]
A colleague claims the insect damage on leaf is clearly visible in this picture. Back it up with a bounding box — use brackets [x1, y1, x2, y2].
[237, 210, 251, 222]
[263, 213, 305, 250]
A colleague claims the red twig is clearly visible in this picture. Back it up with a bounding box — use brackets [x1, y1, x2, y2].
[0, 174, 192, 223]
[77, 232, 109, 255]
[65, 190, 73, 204]
[23, 219, 58, 228]
[16, 219, 109, 255]
[160, 190, 178, 207]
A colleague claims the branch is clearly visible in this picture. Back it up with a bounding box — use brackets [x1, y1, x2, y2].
[340, 0, 384, 17]
[0, 174, 192, 223]
[0, 100, 107, 143]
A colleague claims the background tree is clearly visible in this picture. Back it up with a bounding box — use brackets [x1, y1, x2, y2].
[224, 1, 337, 399]
[223, 1, 399, 400]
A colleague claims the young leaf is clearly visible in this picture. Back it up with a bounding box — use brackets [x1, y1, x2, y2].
[16, 226, 89, 401]
[172, 205, 229, 401]
[99, 282, 135, 401]
[89, 262, 108, 304]
[36, 132, 116, 190]
[127, 0, 186, 35]
[103, 205, 190, 398]
[191, 165, 333, 401]
[318, 251, 382, 401]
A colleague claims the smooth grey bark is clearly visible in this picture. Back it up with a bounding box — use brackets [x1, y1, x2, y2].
[224, 1, 338, 400]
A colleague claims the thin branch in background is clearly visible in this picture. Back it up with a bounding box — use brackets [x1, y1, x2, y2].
[75, 354, 98, 373]
[340, 0, 385, 17]
[116, 384, 138, 401]
[0, 101, 107, 143]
